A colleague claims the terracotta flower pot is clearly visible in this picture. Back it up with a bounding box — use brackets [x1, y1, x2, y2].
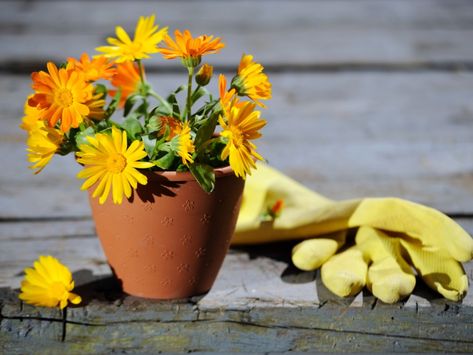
[88, 166, 244, 299]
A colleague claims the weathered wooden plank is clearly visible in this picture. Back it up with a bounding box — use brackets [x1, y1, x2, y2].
[2, 71, 473, 217]
[1, 220, 472, 305]
[2, 218, 472, 352]
[2, 287, 473, 353]
[1, 0, 473, 70]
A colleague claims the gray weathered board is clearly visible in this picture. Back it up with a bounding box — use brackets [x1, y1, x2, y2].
[1, 0, 473, 353]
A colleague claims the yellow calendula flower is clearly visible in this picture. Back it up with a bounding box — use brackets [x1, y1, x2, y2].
[29, 62, 93, 133]
[231, 54, 272, 108]
[109, 61, 142, 108]
[67, 53, 116, 82]
[159, 30, 224, 67]
[20, 96, 46, 132]
[218, 74, 237, 114]
[77, 127, 154, 204]
[19, 255, 82, 309]
[96, 14, 168, 63]
[84, 93, 106, 121]
[219, 101, 266, 179]
[174, 122, 195, 165]
[27, 126, 64, 174]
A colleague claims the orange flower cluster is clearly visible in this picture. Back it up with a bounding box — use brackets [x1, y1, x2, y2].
[22, 13, 272, 202]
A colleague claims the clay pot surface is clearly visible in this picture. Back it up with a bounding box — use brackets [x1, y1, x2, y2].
[88, 166, 244, 299]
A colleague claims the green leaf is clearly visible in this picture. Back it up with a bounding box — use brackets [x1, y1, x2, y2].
[142, 135, 157, 159]
[146, 116, 162, 134]
[193, 99, 219, 119]
[151, 104, 172, 117]
[167, 93, 180, 117]
[166, 85, 186, 117]
[121, 117, 143, 140]
[189, 163, 215, 193]
[95, 119, 111, 131]
[94, 84, 107, 98]
[106, 88, 121, 117]
[176, 164, 189, 172]
[191, 86, 209, 104]
[75, 126, 95, 148]
[124, 94, 140, 117]
[136, 100, 149, 118]
[194, 112, 219, 150]
[153, 151, 176, 170]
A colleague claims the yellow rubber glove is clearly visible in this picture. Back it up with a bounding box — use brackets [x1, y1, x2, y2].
[320, 227, 416, 303]
[233, 163, 473, 301]
[292, 231, 346, 271]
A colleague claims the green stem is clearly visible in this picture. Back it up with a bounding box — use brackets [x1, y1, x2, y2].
[137, 60, 145, 85]
[185, 66, 194, 123]
[149, 90, 173, 113]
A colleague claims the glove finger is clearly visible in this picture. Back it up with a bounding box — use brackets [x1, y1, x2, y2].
[400, 239, 468, 301]
[321, 247, 367, 297]
[368, 258, 416, 304]
[348, 198, 473, 262]
[356, 227, 416, 304]
[292, 231, 346, 271]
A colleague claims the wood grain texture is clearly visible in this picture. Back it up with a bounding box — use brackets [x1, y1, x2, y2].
[2, 267, 473, 353]
[1, 0, 473, 71]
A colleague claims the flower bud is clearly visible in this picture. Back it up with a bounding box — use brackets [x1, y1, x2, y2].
[195, 64, 213, 86]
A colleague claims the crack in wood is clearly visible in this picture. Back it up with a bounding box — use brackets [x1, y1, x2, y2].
[370, 298, 378, 310]
[4, 312, 473, 345]
[1, 314, 102, 327]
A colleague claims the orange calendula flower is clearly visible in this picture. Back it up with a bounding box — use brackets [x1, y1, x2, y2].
[231, 54, 272, 108]
[109, 61, 142, 108]
[19, 255, 81, 309]
[26, 126, 64, 174]
[158, 116, 182, 139]
[96, 14, 168, 63]
[219, 101, 266, 179]
[67, 53, 116, 82]
[29, 62, 93, 132]
[159, 30, 224, 67]
[76, 127, 154, 204]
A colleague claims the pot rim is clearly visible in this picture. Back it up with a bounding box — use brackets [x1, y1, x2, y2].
[144, 165, 236, 181]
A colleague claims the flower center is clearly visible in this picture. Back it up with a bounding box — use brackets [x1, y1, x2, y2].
[54, 88, 74, 108]
[106, 153, 127, 173]
[125, 41, 143, 57]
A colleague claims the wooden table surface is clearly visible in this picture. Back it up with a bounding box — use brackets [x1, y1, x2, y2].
[1, 0, 473, 353]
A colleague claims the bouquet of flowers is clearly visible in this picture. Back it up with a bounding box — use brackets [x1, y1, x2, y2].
[21, 14, 271, 205]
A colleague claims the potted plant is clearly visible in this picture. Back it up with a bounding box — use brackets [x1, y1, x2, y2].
[20, 14, 271, 299]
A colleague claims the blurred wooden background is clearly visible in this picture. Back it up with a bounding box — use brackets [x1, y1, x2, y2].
[1, 0, 473, 353]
